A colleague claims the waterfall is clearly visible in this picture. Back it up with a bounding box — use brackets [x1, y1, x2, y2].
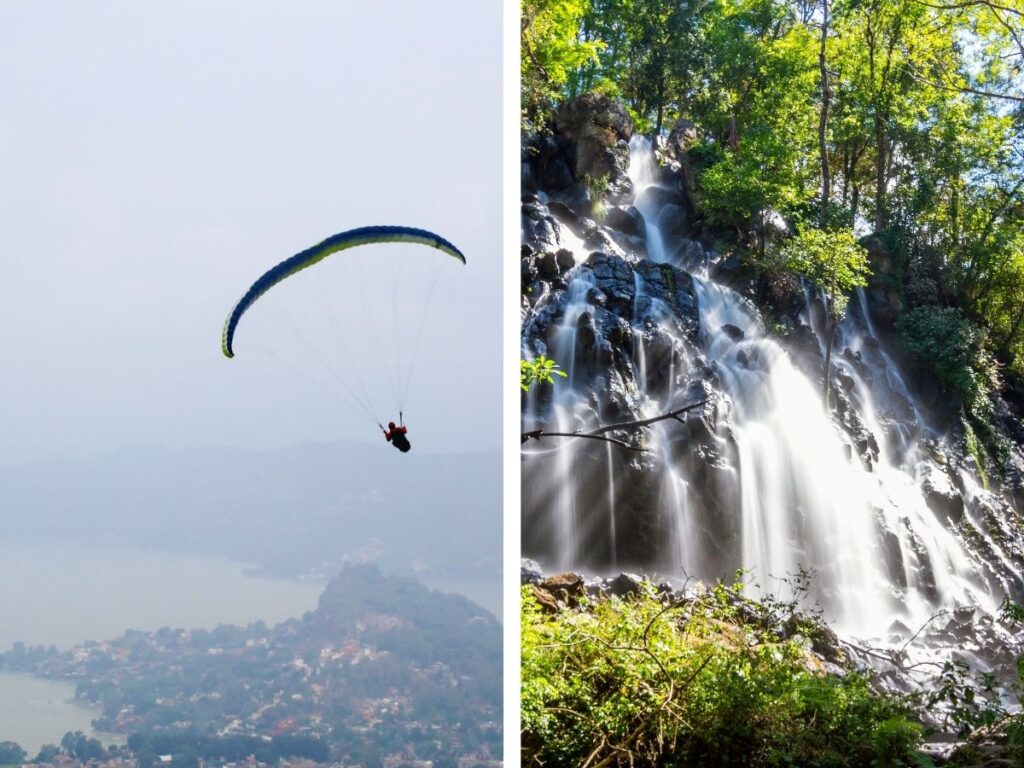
[626, 134, 999, 636]
[522, 134, 1010, 645]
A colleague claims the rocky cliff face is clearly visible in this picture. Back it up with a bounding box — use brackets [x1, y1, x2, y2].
[521, 96, 1024, 674]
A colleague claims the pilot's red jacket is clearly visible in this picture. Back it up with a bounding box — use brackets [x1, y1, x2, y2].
[384, 424, 407, 441]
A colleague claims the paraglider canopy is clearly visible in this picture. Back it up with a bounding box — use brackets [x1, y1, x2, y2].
[222, 225, 465, 359]
[221, 225, 465, 432]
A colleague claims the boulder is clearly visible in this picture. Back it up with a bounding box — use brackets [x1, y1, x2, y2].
[521, 559, 543, 585]
[530, 584, 560, 614]
[920, 464, 965, 525]
[535, 572, 587, 610]
[666, 117, 702, 211]
[721, 324, 745, 342]
[605, 572, 645, 599]
[604, 205, 646, 239]
[553, 94, 634, 202]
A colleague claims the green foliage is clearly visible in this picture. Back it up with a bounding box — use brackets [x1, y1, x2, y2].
[521, 582, 928, 767]
[0, 742, 26, 767]
[897, 306, 1000, 411]
[702, 152, 805, 227]
[780, 228, 871, 321]
[919, 597, 1023, 751]
[522, 0, 602, 126]
[32, 745, 59, 764]
[521, 355, 569, 391]
[60, 731, 105, 761]
[521, 0, 1024, 381]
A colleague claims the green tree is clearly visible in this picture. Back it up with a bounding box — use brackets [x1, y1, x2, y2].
[897, 306, 1001, 410]
[32, 746, 58, 764]
[0, 742, 26, 766]
[695, 0, 819, 230]
[522, 0, 602, 125]
[60, 732, 104, 762]
[781, 228, 871, 405]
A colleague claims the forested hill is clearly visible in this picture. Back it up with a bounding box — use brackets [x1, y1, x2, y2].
[522, 0, 1024, 455]
[0, 443, 500, 582]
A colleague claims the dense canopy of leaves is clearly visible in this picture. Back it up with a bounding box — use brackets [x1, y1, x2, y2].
[521, 0, 1024, 407]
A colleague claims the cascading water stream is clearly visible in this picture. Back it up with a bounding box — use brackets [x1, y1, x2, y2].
[622, 134, 999, 637]
[523, 134, 1011, 650]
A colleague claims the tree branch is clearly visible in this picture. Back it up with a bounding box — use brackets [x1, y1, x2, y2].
[907, 65, 1024, 102]
[521, 400, 709, 450]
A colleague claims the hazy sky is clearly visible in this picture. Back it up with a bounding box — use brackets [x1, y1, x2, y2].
[0, 1, 501, 465]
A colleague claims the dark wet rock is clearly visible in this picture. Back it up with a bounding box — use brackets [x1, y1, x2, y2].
[553, 94, 633, 200]
[546, 200, 584, 231]
[667, 238, 705, 270]
[551, 181, 595, 218]
[522, 199, 563, 255]
[921, 464, 965, 525]
[536, 249, 575, 281]
[583, 228, 631, 262]
[655, 202, 692, 243]
[665, 118, 701, 210]
[836, 368, 856, 393]
[605, 572, 645, 598]
[604, 153, 637, 206]
[522, 161, 538, 194]
[945, 716, 1023, 767]
[605, 205, 646, 238]
[721, 324, 745, 342]
[542, 156, 575, 190]
[760, 269, 805, 321]
[522, 133, 577, 193]
[521, 559, 543, 585]
[607, 230, 648, 260]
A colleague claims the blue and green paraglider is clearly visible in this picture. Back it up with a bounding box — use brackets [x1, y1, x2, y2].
[221, 225, 466, 450]
[222, 225, 465, 358]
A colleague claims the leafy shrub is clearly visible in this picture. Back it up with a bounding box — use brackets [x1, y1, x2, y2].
[896, 306, 999, 411]
[521, 355, 569, 391]
[521, 582, 929, 767]
[780, 228, 871, 321]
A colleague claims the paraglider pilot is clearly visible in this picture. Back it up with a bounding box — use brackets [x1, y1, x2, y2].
[381, 414, 411, 453]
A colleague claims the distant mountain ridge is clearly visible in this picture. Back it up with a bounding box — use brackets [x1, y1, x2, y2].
[0, 442, 500, 582]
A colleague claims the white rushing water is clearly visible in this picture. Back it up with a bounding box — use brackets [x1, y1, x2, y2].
[631, 134, 999, 636]
[524, 135, 1003, 641]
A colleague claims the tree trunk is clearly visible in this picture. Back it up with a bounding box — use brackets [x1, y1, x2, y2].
[818, 0, 831, 228]
[823, 319, 837, 409]
[655, 73, 665, 137]
[874, 115, 887, 232]
[1002, 301, 1024, 364]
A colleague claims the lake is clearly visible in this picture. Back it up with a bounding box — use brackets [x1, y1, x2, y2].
[0, 673, 119, 757]
[0, 544, 323, 754]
